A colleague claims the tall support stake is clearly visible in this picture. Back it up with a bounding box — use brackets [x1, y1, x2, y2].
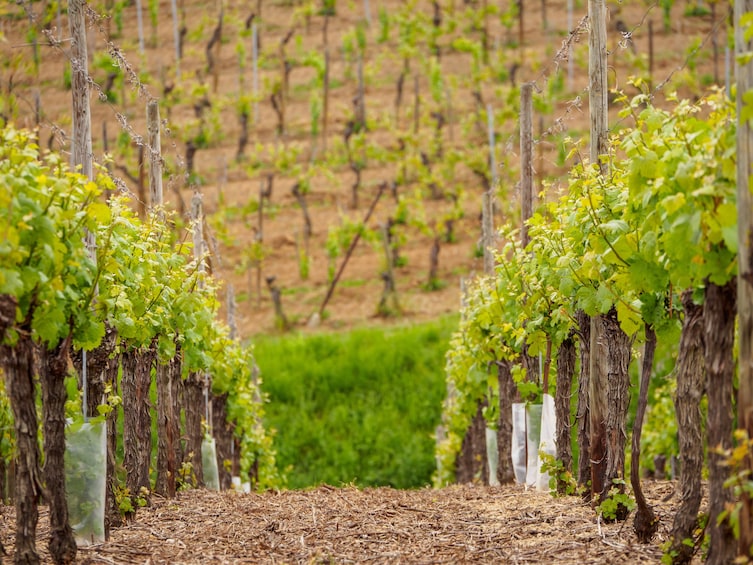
[183, 192, 207, 485]
[71, 0, 93, 182]
[252, 22, 260, 125]
[481, 191, 496, 276]
[171, 0, 181, 79]
[736, 0, 753, 558]
[60, 0, 95, 556]
[519, 82, 539, 387]
[192, 192, 206, 281]
[148, 100, 179, 498]
[483, 105, 496, 276]
[587, 0, 610, 505]
[147, 101, 164, 216]
[322, 49, 330, 154]
[520, 84, 533, 248]
[135, 0, 145, 54]
[567, 0, 574, 91]
[227, 284, 237, 340]
[482, 105, 498, 486]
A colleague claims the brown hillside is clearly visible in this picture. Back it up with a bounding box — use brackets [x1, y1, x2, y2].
[0, 0, 727, 337]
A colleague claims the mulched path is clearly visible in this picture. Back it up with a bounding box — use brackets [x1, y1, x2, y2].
[1, 482, 688, 564]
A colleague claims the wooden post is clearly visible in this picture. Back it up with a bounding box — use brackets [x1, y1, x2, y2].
[71, 0, 93, 182]
[171, 0, 181, 79]
[227, 284, 237, 340]
[482, 192, 495, 276]
[256, 177, 267, 306]
[357, 54, 366, 130]
[588, 0, 609, 506]
[541, 0, 547, 31]
[483, 104, 496, 276]
[322, 49, 330, 153]
[148, 99, 178, 499]
[413, 74, 420, 135]
[589, 0, 609, 176]
[648, 20, 654, 90]
[712, 1, 719, 85]
[192, 192, 206, 281]
[520, 83, 533, 248]
[487, 104, 497, 190]
[567, 0, 574, 91]
[185, 192, 208, 482]
[135, 0, 145, 54]
[147, 100, 163, 216]
[518, 0, 524, 49]
[252, 22, 259, 125]
[736, 0, 753, 558]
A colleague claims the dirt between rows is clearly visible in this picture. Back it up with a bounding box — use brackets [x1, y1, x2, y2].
[1, 481, 694, 564]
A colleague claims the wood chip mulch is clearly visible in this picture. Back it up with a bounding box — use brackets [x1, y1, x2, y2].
[1, 482, 687, 564]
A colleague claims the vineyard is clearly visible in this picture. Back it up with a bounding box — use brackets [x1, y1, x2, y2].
[1, 0, 753, 563]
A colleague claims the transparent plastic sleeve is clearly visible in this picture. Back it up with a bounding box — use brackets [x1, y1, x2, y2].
[511, 403, 527, 484]
[201, 435, 220, 491]
[525, 404, 542, 487]
[485, 426, 500, 486]
[536, 394, 557, 492]
[65, 419, 106, 546]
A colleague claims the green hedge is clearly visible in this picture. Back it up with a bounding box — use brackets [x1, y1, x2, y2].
[255, 317, 456, 489]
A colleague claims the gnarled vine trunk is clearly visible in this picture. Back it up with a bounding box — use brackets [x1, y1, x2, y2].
[575, 310, 591, 494]
[184, 371, 205, 487]
[455, 401, 488, 484]
[555, 335, 576, 494]
[2, 333, 42, 564]
[40, 338, 77, 565]
[602, 308, 632, 519]
[670, 291, 705, 564]
[705, 280, 737, 565]
[496, 359, 517, 484]
[212, 392, 234, 490]
[122, 346, 156, 502]
[155, 349, 182, 498]
[170, 352, 184, 469]
[105, 350, 122, 533]
[590, 308, 632, 519]
[630, 325, 658, 542]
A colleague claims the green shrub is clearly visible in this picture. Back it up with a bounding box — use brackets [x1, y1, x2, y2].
[255, 317, 456, 489]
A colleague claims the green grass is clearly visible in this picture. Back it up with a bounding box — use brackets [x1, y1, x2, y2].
[254, 316, 457, 489]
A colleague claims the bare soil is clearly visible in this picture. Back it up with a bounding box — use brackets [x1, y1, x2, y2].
[0, 0, 727, 337]
[1, 481, 693, 564]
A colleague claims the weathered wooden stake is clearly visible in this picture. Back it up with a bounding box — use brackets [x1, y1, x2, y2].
[363, 0, 371, 26]
[356, 55, 366, 130]
[483, 104, 496, 276]
[135, 0, 145, 53]
[227, 284, 237, 340]
[519, 83, 533, 248]
[171, 0, 181, 79]
[252, 22, 259, 124]
[413, 74, 420, 135]
[588, 0, 611, 508]
[147, 100, 164, 216]
[736, 0, 753, 558]
[567, 0, 574, 90]
[648, 19, 654, 89]
[322, 49, 330, 153]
